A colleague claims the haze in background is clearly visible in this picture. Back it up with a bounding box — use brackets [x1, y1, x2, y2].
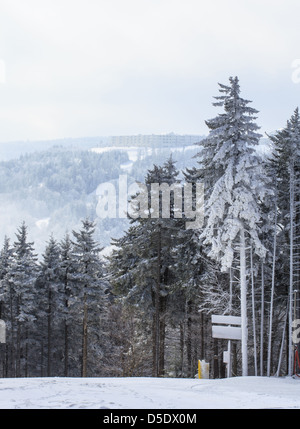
[0, 0, 300, 144]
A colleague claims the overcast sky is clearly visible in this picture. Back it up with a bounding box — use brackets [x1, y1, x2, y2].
[0, 0, 300, 143]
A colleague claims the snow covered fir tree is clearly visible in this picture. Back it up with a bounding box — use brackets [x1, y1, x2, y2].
[1, 76, 300, 378]
[196, 77, 268, 376]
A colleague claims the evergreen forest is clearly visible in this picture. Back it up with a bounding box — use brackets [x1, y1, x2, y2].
[1, 76, 299, 379]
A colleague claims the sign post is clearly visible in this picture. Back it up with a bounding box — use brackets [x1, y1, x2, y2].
[0, 320, 6, 344]
[212, 315, 242, 377]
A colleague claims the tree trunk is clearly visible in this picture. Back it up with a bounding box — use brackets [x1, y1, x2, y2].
[25, 327, 28, 377]
[82, 292, 88, 377]
[159, 295, 166, 376]
[9, 288, 15, 377]
[64, 276, 69, 377]
[47, 288, 52, 377]
[16, 295, 21, 377]
[180, 322, 184, 376]
[64, 321, 69, 377]
[40, 337, 44, 377]
[267, 201, 277, 376]
[200, 312, 204, 360]
[186, 301, 192, 377]
[152, 314, 157, 377]
[288, 166, 295, 375]
[154, 226, 161, 377]
[213, 338, 219, 378]
[232, 341, 237, 376]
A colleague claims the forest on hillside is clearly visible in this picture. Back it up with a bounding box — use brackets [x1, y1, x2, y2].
[0, 76, 299, 378]
[0, 142, 200, 256]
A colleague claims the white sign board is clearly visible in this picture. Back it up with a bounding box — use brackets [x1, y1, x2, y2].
[211, 315, 242, 378]
[211, 315, 242, 326]
[212, 325, 242, 340]
[0, 320, 6, 343]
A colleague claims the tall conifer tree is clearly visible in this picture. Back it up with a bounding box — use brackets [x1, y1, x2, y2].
[197, 77, 267, 376]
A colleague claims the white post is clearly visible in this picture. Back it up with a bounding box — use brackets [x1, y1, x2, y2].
[240, 226, 248, 376]
[0, 320, 6, 344]
[276, 303, 288, 377]
[289, 167, 295, 376]
[227, 340, 232, 378]
[267, 202, 277, 377]
[260, 263, 264, 376]
[250, 247, 257, 376]
[228, 267, 233, 378]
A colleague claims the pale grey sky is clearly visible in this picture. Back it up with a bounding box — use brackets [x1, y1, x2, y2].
[0, 0, 300, 142]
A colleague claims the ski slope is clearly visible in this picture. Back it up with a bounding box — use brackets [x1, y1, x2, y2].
[0, 376, 299, 409]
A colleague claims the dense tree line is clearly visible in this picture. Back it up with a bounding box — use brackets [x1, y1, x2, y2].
[0, 220, 108, 377]
[1, 76, 300, 378]
[109, 77, 300, 378]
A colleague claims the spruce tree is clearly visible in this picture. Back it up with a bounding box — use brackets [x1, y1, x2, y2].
[58, 232, 77, 376]
[197, 77, 267, 376]
[72, 218, 106, 377]
[109, 156, 185, 376]
[0, 237, 13, 318]
[37, 235, 61, 376]
[0, 237, 13, 376]
[4, 222, 38, 376]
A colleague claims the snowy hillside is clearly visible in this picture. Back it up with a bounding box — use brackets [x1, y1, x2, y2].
[0, 376, 299, 409]
[0, 141, 200, 256]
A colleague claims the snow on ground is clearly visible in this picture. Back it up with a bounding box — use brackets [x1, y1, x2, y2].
[0, 376, 300, 409]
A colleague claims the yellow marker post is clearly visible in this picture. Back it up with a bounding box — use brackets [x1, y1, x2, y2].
[198, 360, 201, 379]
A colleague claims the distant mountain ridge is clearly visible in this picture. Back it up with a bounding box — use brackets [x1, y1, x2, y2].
[0, 133, 204, 162]
[0, 133, 270, 256]
[0, 137, 202, 255]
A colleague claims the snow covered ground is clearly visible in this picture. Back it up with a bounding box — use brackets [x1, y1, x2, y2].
[0, 376, 299, 409]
